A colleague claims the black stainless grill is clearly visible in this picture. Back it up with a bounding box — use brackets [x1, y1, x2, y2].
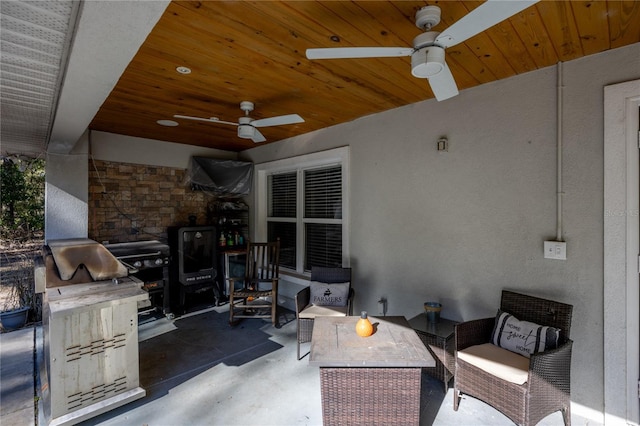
[105, 240, 171, 317]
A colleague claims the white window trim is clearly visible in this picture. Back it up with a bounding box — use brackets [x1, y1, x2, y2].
[603, 79, 640, 425]
[253, 146, 350, 275]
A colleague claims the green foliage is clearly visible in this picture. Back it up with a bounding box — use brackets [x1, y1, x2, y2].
[0, 157, 45, 238]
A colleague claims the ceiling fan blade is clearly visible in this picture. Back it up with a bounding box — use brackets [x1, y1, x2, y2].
[173, 114, 238, 126]
[251, 128, 267, 143]
[435, 0, 539, 49]
[306, 47, 413, 60]
[252, 114, 304, 128]
[427, 62, 459, 101]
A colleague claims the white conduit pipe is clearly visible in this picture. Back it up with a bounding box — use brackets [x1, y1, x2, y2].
[556, 62, 564, 242]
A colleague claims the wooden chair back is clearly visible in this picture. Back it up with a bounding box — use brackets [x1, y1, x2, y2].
[245, 239, 280, 282]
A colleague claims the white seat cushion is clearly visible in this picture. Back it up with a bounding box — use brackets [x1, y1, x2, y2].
[457, 343, 530, 385]
[299, 304, 349, 319]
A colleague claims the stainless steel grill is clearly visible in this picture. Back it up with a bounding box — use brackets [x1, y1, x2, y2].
[105, 240, 172, 318]
[36, 238, 148, 425]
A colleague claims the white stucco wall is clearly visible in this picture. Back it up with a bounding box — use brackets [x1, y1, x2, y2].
[88, 131, 237, 168]
[44, 139, 89, 242]
[241, 42, 640, 421]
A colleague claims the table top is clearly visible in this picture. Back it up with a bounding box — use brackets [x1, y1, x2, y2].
[408, 314, 458, 339]
[309, 316, 435, 368]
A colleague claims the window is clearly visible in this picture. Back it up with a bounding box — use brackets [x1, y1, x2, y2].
[254, 147, 349, 274]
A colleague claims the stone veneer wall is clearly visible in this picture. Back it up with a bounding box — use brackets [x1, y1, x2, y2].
[88, 159, 210, 244]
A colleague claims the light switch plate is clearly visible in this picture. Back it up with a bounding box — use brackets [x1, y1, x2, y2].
[544, 241, 567, 260]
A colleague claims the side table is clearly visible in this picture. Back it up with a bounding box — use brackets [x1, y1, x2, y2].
[408, 314, 458, 392]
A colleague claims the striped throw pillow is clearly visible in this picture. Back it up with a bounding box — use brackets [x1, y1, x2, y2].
[491, 310, 560, 358]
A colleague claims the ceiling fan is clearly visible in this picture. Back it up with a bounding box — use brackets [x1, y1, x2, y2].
[174, 101, 304, 143]
[306, 0, 539, 101]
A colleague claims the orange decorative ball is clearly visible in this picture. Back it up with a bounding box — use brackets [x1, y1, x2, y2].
[355, 311, 374, 337]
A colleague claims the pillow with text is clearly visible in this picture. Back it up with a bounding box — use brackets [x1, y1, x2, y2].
[309, 281, 350, 307]
[491, 310, 560, 358]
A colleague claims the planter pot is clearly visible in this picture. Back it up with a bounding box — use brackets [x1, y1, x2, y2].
[0, 306, 30, 332]
[424, 302, 442, 323]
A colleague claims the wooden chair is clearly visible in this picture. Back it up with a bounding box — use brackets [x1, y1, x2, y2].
[228, 240, 280, 327]
[295, 266, 353, 360]
[453, 290, 573, 426]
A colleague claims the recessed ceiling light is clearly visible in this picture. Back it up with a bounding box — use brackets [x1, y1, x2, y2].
[157, 119, 179, 127]
[176, 66, 191, 74]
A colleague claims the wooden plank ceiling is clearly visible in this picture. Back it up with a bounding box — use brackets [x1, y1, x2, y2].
[89, 1, 640, 152]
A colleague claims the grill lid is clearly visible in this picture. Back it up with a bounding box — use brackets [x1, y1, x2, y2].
[48, 239, 128, 281]
[104, 240, 170, 259]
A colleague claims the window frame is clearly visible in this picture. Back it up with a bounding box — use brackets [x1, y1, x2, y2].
[253, 146, 350, 276]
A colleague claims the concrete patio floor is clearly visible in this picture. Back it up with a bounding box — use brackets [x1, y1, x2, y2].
[1, 303, 598, 425]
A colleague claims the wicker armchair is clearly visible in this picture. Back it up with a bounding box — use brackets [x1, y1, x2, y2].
[295, 267, 353, 360]
[453, 290, 573, 426]
[228, 240, 280, 327]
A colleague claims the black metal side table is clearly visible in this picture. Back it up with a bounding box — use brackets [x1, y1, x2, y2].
[408, 314, 458, 392]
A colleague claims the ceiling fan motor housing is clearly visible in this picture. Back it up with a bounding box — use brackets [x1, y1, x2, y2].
[237, 116, 255, 139]
[411, 45, 445, 78]
[237, 125, 255, 139]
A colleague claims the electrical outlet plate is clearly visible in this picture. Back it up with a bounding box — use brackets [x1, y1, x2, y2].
[544, 241, 567, 260]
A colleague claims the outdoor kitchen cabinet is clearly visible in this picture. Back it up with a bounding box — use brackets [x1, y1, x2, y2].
[41, 278, 148, 426]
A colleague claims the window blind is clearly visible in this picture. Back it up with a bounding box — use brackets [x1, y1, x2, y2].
[305, 223, 342, 269]
[304, 166, 342, 219]
[268, 222, 296, 269]
[304, 166, 342, 269]
[268, 172, 296, 218]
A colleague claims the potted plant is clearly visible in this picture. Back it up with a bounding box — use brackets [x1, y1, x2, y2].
[0, 253, 34, 332]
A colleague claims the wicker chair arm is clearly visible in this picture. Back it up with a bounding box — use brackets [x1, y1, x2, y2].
[528, 339, 573, 392]
[295, 286, 311, 315]
[455, 317, 495, 351]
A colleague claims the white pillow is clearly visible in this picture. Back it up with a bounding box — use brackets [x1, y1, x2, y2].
[491, 310, 560, 358]
[309, 281, 350, 307]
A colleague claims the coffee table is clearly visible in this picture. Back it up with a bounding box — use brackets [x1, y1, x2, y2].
[309, 315, 434, 425]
